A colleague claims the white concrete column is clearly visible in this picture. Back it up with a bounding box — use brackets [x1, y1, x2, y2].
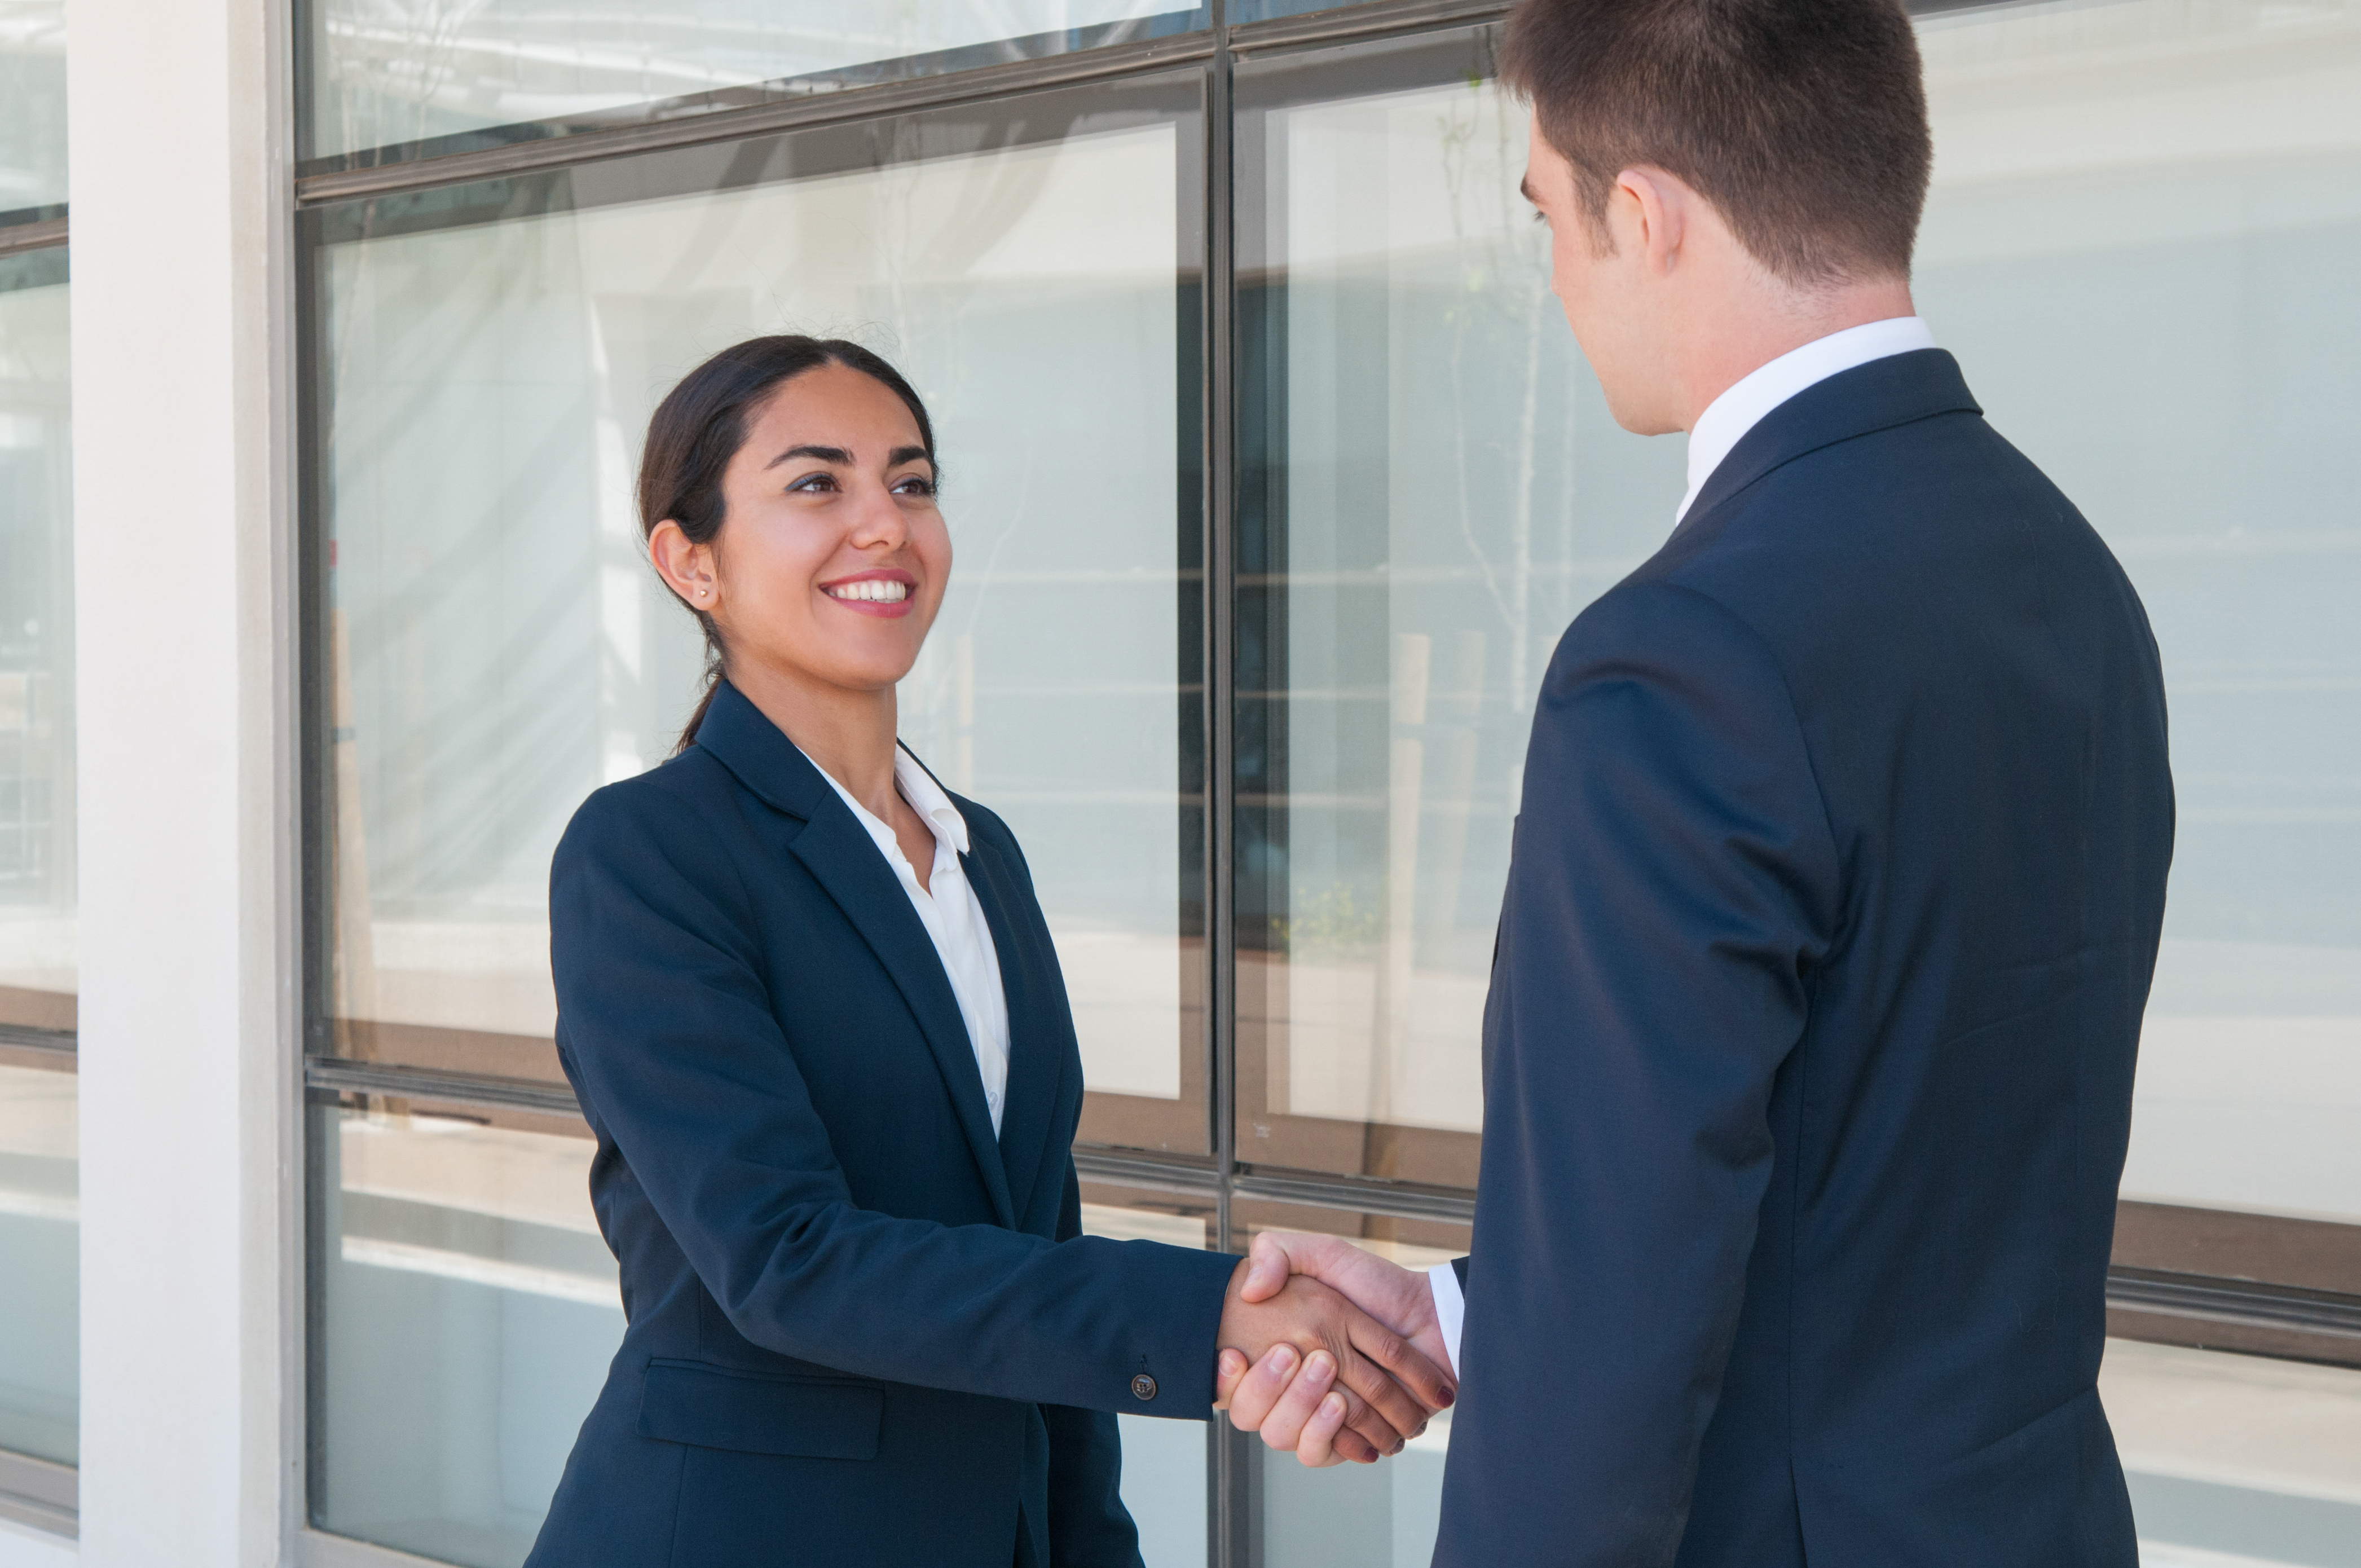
[64, 0, 298, 1563]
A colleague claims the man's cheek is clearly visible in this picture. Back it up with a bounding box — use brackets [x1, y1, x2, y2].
[1549, 241, 1579, 302]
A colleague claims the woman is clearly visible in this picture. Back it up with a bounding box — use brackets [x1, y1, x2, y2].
[526, 337, 1449, 1568]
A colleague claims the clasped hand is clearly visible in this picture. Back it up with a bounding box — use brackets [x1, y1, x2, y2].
[1213, 1231, 1454, 1467]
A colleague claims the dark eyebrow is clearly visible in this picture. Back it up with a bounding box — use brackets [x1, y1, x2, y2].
[764, 443, 933, 472]
[765, 443, 853, 470]
[1519, 174, 1537, 206]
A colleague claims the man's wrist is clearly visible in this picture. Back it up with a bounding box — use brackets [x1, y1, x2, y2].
[1426, 1262, 1463, 1377]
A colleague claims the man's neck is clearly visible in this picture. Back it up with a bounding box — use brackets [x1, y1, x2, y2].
[1674, 276, 1917, 433]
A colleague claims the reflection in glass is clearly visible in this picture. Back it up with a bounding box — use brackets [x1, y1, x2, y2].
[1255, 1334, 2361, 1568]
[1235, 35, 1681, 1185]
[309, 1108, 1219, 1567]
[1078, 1183, 1217, 1568]
[0, 2, 65, 223]
[1227, 0, 1379, 20]
[310, 1099, 623, 1566]
[0, 1057, 76, 1466]
[1913, 0, 2361, 1222]
[303, 0, 1207, 164]
[312, 95, 1204, 1148]
[2101, 1338, 2361, 1565]
[0, 252, 72, 1034]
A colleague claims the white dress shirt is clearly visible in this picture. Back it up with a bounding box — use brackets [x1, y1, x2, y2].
[1674, 315, 1936, 524]
[813, 745, 1012, 1135]
[1426, 316, 1938, 1375]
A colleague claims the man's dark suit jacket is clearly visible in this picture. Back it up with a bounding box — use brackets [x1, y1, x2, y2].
[525, 680, 1237, 1568]
[1436, 350, 2173, 1568]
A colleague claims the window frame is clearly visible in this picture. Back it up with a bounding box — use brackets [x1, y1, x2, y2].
[0, 1030, 77, 1538]
[0, 214, 76, 1537]
[291, 0, 1219, 178]
[280, 3, 2361, 1565]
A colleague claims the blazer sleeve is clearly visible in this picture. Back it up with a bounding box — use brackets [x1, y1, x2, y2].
[1434, 582, 1841, 1568]
[549, 782, 1239, 1419]
[1041, 1159, 1148, 1568]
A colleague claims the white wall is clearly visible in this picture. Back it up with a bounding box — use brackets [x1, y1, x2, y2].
[61, 0, 298, 1565]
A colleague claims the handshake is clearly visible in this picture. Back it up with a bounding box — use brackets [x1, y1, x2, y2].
[1211, 1231, 1455, 1467]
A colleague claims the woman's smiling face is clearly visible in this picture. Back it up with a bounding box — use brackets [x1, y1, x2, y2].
[688, 362, 951, 696]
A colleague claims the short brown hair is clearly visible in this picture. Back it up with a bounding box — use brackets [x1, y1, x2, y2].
[1501, 0, 1932, 286]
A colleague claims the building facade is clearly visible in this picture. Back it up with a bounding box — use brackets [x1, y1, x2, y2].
[1, 1, 2358, 1564]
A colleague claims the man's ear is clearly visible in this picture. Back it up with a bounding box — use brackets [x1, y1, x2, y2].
[1616, 166, 1685, 276]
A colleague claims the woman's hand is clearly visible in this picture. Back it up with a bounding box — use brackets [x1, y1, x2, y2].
[1213, 1256, 1454, 1465]
[1215, 1232, 1456, 1465]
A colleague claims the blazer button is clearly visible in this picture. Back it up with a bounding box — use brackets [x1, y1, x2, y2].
[1130, 1373, 1158, 1402]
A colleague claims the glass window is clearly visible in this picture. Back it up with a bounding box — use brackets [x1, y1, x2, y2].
[309, 1094, 1221, 1568]
[308, 1093, 624, 1566]
[1080, 1179, 1218, 1568]
[307, 81, 1207, 1146]
[0, 2, 67, 224]
[301, 0, 1212, 168]
[0, 1053, 75, 1469]
[2102, 1338, 2361, 1566]
[1230, 1201, 1469, 1568]
[1912, 0, 2361, 1225]
[1232, 29, 1681, 1186]
[293, 5, 2361, 1563]
[1228, 0, 1382, 22]
[0, 248, 72, 1035]
[1232, 2, 2361, 1223]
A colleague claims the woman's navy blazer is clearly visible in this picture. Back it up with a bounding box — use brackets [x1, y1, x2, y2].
[525, 679, 1237, 1568]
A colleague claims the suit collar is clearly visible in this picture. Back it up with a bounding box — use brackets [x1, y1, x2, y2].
[1675, 348, 1982, 538]
[784, 799, 1020, 1228]
[695, 682, 1021, 1228]
[959, 826, 1071, 1226]
[689, 678, 833, 821]
[1677, 317, 1936, 523]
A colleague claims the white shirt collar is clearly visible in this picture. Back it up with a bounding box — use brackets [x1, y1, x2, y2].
[1676, 316, 1936, 523]
[817, 744, 970, 865]
[809, 742, 1008, 1136]
[884, 745, 970, 858]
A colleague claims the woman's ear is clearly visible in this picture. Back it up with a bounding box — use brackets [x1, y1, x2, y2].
[649, 519, 718, 610]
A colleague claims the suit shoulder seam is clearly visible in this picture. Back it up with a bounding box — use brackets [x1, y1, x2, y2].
[1649, 580, 1845, 896]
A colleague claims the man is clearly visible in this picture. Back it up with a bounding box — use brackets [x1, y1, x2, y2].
[1215, 0, 2174, 1563]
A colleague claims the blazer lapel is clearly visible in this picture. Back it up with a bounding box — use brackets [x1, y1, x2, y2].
[962, 833, 1071, 1228]
[697, 682, 1017, 1228]
[786, 807, 1019, 1229]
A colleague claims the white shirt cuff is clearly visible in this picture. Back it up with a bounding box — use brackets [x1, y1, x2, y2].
[1428, 1261, 1464, 1377]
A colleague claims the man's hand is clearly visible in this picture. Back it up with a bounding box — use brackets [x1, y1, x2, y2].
[1214, 1254, 1453, 1467]
[1214, 1232, 1453, 1466]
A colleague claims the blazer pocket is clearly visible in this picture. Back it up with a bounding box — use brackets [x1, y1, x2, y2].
[636, 1358, 884, 1461]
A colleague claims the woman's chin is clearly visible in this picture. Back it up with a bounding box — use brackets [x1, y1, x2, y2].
[736, 641, 923, 697]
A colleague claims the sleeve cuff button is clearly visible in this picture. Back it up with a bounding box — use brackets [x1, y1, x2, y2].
[1130, 1374, 1157, 1401]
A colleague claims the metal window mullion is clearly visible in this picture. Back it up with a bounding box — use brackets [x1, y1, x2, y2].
[1204, 8, 1250, 1566]
[0, 1450, 76, 1539]
[1226, 0, 1510, 54]
[292, 30, 1219, 208]
[0, 217, 68, 258]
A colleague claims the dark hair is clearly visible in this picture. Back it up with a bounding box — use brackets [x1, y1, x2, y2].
[637, 336, 938, 752]
[1501, 0, 1932, 287]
